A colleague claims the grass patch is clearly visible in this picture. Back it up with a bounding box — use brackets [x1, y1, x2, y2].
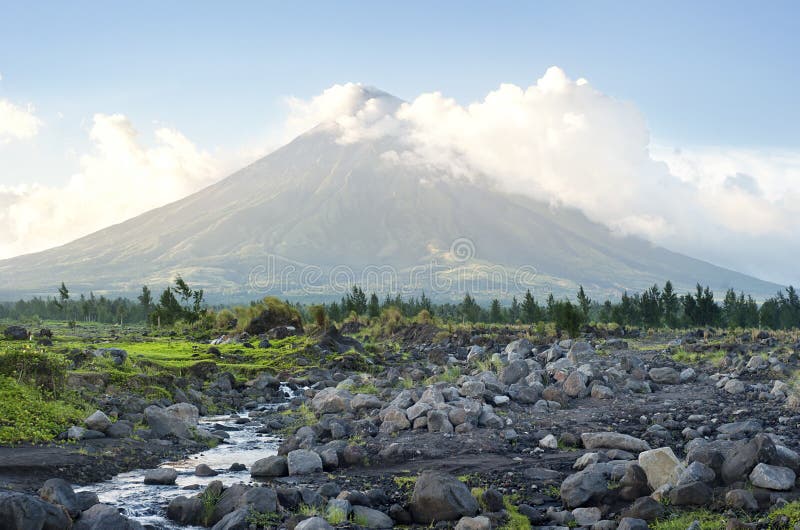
[652, 509, 726, 530]
[670, 347, 726, 366]
[0, 376, 87, 444]
[499, 496, 531, 530]
[768, 500, 800, 527]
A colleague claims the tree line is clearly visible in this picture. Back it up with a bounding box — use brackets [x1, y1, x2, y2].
[1, 279, 799, 331]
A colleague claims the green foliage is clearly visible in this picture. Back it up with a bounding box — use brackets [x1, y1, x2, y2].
[308, 304, 327, 328]
[499, 496, 532, 530]
[768, 500, 800, 527]
[0, 345, 69, 393]
[0, 376, 86, 443]
[325, 505, 348, 525]
[200, 486, 222, 526]
[652, 510, 725, 530]
[245, 509, 281, 527]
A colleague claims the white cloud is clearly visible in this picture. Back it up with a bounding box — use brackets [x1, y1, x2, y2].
[0, 99, 42, 142]
[286, 68, 800, 284]
[0, 114, 227, 258]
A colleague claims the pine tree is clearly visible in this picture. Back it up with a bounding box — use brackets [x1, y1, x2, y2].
[661, 280, 679, 328]
[367, 293, 380, 318]
[489, 299, 503, 323]
[521, 290, 539, 323]
[576, 285, 591, 319]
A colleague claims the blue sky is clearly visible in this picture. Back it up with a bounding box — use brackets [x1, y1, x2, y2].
[0, 1, 799, 283]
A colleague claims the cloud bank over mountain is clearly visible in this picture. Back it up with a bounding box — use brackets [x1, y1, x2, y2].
[284, 68, 800, 285]
[0, 67, 797, 285]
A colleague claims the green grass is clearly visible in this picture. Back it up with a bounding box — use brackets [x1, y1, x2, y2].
[670, 347, 726, 366]
[652, 510, 726, 530]
[0, 375, 88, 444]
[325, 505, 348, 525]
[499, 496, 531, 530]
[769, 500, 800, 527]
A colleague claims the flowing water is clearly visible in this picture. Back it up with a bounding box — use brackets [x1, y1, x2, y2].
[77, 388, 292, 529]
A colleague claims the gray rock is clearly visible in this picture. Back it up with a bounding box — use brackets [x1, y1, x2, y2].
[144, 403, 199, 439]
[617, 517, 649, 530]
[455, 515, 492, 530]
[721, 434, 776, 484]
[500, 360, 530, 385]
[251, 455, 288, 477]
[67, 426, 88, 440]
[638, 447, 685, 490]
[352, 505, 393, 528]
[749, 463, 796, 491]
[211, 507, 248, 530]
[560, 467, 609, 508]
[74, 503, 143, 529]
[295, 517, 334, 530]
[0, 491, 73, 530]
[648, 367, 680, 385]
[725, 489, 758, 511]
[380, 407, 410, 433]
[239, 487, 277, 514]
[622, 496, 664, 521]
[563, 371, 589, 398]
[167, 495, 204, 525]
[351, 393, 383, 411]
[591, 385, 614, 399]
[38, 478, 80, 518]
[106, 421, 133, 438]
[724, 379, 746, 394]
[312, 387, 353, 414]
[195, 464, 218, 477]
[581, 432, 651, 453]
[572, 507, 602, 525]
[669, 481, 712, 506]
[427, 410, 454, 434]
[410, 471, 479, 523]
[677, 461, 715, 485]
[84, 410, 113, 432]
[75, 491, 99, 512]
[287, 449, 323, 476]
[144, 468, 178, 485]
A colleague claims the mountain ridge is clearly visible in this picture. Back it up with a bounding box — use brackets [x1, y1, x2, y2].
[0, 124, 784, 302]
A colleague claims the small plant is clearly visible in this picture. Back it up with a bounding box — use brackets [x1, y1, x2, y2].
[499, 495, 532, 530]
[325, 505, 348, 525]
[543, 485, 560, 498]
[245, 508, 281, 527]
[297, 504, 321, 517]
[200, 486, 222, 526]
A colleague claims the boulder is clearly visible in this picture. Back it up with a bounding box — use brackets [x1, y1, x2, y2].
[581, 432, 651, 453]
[725, 489, 758, 511]
[38, 478, 80, 518]
[749, 463, 796, 491]
[167, 495, 204, 525]
[84, 410, 113, 433]
[144, 468, 178, 485]
[560, 467, 609, 508]
[3, 326, 28, 340]
[618, 517, 649, 530]
[295, 517, 334, 530]
[669, 481, 713, 506]
[351, 394, 383, 411]
[721, 434, 776, 484]
[638, 447, 685, 490]
[211, 507, 248, 530]
[500, 360, 530, 385]
[195, 464, 218, 477]
[410, 471, 479, 523]
[351, 505, 393, 528]
[144, 403, 199, 439]
[563, 371, 589, 398]
[455, 516, 492, 530]
[287, 449, 323, 476]
[74, 503, 143, 529]
[312, 387, 353, 414]
[0, 491, 72, 530]
[251, 456, 288, 477]
[648, 367, 680, 385]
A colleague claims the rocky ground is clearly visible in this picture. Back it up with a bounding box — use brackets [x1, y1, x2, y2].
[2, 323, 800, 529]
